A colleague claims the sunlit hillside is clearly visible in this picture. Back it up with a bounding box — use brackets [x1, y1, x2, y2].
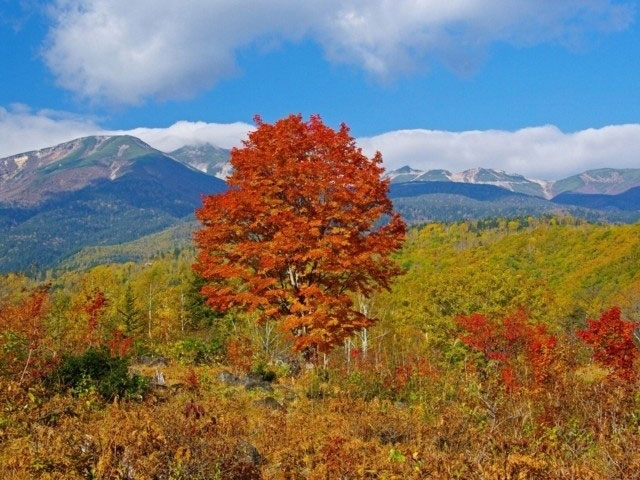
[2, 218, 640, 478]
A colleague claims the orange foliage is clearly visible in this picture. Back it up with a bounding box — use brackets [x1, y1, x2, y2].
[578, 306, 638, 382]
[194, 114, 406, 356]
[226, 337, 254, 374]
[184, 367, 201, 391]
[388, 357, 439, 393]
[184, 399, 206, 419]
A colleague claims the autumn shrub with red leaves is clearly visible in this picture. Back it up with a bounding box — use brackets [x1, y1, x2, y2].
[0, 286, 52, 384]
[577, 306, 639, 382]
[387, 357, 439, 394]
[107, 328, 133, 357]
[456, 309, 557, 391]
[226, 336, 254, 374]
[82, 288, 108, 348]
[184, 367, 201, 391]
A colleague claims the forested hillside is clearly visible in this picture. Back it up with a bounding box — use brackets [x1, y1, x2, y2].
[2, 218, 640, 478]
[388, 216, 640, 325]
[390, 182, 640, 224]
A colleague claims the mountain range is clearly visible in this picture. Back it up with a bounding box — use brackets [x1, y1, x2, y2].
[1, 135, 639, 273]
[384, 166, 640, 199]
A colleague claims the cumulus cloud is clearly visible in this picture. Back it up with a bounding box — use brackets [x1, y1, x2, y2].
[43, 0, 634, 104]
[358, 124, 640, 180]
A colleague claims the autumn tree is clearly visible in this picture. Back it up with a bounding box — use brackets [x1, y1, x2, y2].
[82, 288, 108, 348]
[194, 114, 406, 356]
[0, 285, 50, 383]
[456, 309, 557, 391]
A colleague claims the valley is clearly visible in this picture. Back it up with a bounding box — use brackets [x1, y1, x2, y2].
[2, 135, 639, 273]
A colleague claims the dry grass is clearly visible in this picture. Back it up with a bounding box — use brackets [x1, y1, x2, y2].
[2, 361, 639, 480]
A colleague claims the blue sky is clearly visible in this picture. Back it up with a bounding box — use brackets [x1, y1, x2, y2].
[1, 1, 639, 178]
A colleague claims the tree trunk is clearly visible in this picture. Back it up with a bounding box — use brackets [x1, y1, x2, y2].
[148, 283, 153, 338]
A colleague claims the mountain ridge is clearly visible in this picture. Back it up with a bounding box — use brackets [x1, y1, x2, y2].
[168, 143, 231, 179]
[384, 165, 640, 200]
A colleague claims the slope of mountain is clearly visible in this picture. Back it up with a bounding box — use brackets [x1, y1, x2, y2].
[169, 143, 231, 179]
[552, 186, 640, 211]
[550, 168, 640, 197]
[1, 136, 152, 205]
[0, 136, 226, 273]
[58, 218, 198, 271]
[390, 181, 640, 224]
[385, 166, 552, 198]
[390, 180, 532, 202]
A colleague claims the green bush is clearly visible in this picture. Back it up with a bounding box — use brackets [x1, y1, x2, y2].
[251, 361, 277, 382]
[169, 337, 224, 365]
[53, 347, 148, 400]
[345, 370, 390, 401]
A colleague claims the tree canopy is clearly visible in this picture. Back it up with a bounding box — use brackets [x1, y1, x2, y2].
[194, 114, 406, 355]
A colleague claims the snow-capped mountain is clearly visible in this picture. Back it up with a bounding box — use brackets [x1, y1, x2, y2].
[169, 143, 231, 180]
[0, 135, 157, 205]
[0, 135, 226, 272]
[385, 166, 554, 198]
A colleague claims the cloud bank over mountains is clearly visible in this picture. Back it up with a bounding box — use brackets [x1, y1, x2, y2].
[0, 105, 101, 156]
[0, 105, 253, 157]
[358, 124, 640, 180]
[44, 0, 633, 104]
[109, 121, 254, 152]
[2, 106, 639, 181]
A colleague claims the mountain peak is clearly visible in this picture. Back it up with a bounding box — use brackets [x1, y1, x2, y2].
[553, 167, 640, 196]
[169, 143, 231, 179]
[395, 165, 419, 173]
[386, 164, 640, 199]
[171, 142, 228, 154]
[0, 135, 163, 205]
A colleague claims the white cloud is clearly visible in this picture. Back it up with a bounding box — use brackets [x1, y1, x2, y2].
[0, 104, 101, 157]
[0, 107, 252, 157]
[108, 121, 253, 151]
[358, 124, 640, 180]
[43, 0, 634, 104]
[2, 106, 640, 180]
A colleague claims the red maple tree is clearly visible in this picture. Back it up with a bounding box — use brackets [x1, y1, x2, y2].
[194, 114, 406, 356]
